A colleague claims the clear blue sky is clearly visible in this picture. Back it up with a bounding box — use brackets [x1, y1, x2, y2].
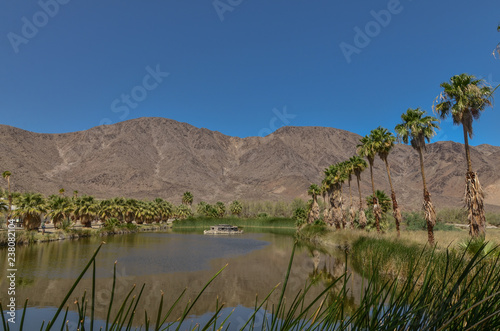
[1, 0, 499, 145]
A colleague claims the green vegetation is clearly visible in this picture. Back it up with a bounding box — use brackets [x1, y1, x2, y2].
[403, 211, 457, 232]
[172, 216, 296, 229]
[396, 107, 440, 244]
[434, 73, 494, 238]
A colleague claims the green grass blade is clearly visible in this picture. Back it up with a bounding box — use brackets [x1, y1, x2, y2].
[45, 242, 105, 331]
[91, 260, 96, 331]
[174, 264, 228, 331]
[19, 298, 28, 331]
[106, 261, 117, 331]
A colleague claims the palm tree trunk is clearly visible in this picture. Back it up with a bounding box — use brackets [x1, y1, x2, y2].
[417, 148, 428, 193]
[7, 177, 11, 220]
[463, 125, 473, 173]
[418, 147, 436, 245]
[383, 158, 401, 237]
[369, 163, 381, 233]
[356, 175, 367, 229]
[462, 126, 486, 238]
[348, 178, 353, 208]
[465, 171, 486, 238]
[369, 163, 375, 195]
[356, 175, 363, 210]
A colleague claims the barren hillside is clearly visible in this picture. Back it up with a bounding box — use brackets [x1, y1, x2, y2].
[0, 117, 498, 211]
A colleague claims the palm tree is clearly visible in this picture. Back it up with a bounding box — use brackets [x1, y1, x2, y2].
[367, 190, 392, 214]
[350, 155, 368, 228]
[182, 191, 194, 207]
[367, 190, 392, 232]
[434, 73, 494, 237]
[307, 184, 321, 224]
[2, 171, 12, 220]
[343, 159, 356, 229]
[73, 195, 98, 228]
[357, 135, 381, 233]
[47, 195, 74, 228]
[321, 177, 332, 225]
[175, 204, 193, 220]
[229, 200, 243, 217]
[396, 107, 440, 244]
[215, 202, 226, 218]
[14, 192, 47, 230]
[324, 164, 347, 229]
[371, 127, 403, 237]
[123, 198, 138, 223]
[152, 198, 173, 223]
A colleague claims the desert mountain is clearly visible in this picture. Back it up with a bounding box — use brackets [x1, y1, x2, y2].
[0, 117, 499, 211]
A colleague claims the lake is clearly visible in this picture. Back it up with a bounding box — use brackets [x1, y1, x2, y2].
[0, 230, 364, 330]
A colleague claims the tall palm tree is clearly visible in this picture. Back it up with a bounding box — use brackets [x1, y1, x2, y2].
[396, 107, 440, 244]
[182, 191, 194, 207]
[434, 73, 494, 237]
[357, 135, 381, 233]
[371, 127, 403, 237]
[2, 171, 12, 220]
[307, 184, 321, 224]
[350, 155, 368, 228]
[14, 192, 47, 230]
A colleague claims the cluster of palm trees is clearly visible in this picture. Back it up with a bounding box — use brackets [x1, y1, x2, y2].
[7, 192, 183, 230]
[307, 73, 495, 244]
[0, 185, 247, 231]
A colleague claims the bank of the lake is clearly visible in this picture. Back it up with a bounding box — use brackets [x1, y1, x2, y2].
[172, 216, 296, 229]
[0, 224, 169, 247]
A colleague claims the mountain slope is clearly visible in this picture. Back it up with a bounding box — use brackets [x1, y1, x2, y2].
[1, 117, 499, 211]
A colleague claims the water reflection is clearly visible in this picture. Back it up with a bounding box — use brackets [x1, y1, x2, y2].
[0, 232, 365, 328]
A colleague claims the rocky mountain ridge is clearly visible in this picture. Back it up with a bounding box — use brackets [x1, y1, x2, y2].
[0, 117, 499, 211]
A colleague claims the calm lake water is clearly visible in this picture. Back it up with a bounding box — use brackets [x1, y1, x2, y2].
[0, 230, 364, 330]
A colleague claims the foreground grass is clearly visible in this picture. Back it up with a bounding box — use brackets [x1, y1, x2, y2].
[3, 238, 500, 330]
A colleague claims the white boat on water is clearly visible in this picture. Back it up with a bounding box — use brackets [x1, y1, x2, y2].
[204, 224, 243, 235]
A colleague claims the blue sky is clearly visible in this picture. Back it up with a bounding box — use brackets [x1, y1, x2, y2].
[1, 0, 499, 145]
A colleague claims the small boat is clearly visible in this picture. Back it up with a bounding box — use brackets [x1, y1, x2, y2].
[204, 224, 243, 235]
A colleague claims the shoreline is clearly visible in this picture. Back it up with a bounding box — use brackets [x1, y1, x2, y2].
[0, 223, 170, 247]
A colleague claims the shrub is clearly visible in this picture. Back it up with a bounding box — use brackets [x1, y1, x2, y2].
[293, 207, 307, 227]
